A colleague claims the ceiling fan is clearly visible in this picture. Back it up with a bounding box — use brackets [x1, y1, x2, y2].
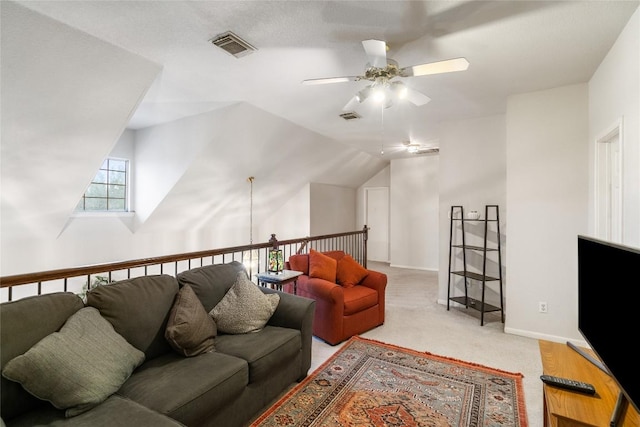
[302, 39, 469, 111]
[383, 140, 440, 156]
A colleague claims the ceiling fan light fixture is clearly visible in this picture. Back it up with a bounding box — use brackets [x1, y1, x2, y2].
[406, 143, 420, 153]
[304, 39, 469, 113]
[390, 81, 408, 99]
[372, 87, 386, 103]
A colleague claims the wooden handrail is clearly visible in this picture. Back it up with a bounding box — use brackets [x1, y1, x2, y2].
[0, 242, 268, 288]
[0, 227, 369, 290]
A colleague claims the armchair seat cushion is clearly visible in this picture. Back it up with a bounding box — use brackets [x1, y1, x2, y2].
[343, 286, 378, 316]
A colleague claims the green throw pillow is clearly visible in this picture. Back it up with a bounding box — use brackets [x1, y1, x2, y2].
[2, 307, 145, 417]
[210, 272, 279, 334]
[165, 284, 217, 356]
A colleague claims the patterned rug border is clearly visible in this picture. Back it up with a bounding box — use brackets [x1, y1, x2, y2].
[252, 335, 528, 426]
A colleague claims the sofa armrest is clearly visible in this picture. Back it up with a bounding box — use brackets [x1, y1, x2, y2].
[261, 289, 315, 380]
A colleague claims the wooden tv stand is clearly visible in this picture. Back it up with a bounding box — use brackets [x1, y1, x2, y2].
[539, 340, 639, 427]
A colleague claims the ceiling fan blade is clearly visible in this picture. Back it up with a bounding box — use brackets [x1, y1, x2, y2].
[362, 39, 387, 68]
[401, 57, 469, 77]
[302, 76, 360, 85]
[404, 87, 431, 106]
[342, 95, 360, 112]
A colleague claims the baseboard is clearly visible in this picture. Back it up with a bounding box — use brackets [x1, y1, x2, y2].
[503, 327, 588, 348]
[437, 298, 587, 346]
[388, 264, 438, 272]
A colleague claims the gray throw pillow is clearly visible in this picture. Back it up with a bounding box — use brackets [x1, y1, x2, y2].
[210, 272, 280, 334]
[2, 307, 145, 417]
[165, 284, 217, 357]
[86, 274, 178, 361]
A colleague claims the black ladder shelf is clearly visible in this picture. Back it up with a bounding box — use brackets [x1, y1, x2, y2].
[446, 205, 504, 326]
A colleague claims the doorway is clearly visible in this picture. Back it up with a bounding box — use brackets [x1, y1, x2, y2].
[365, 187, 389, 262]
[595, 120, 623, 242]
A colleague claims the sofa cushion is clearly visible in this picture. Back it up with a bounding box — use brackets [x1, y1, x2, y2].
[308, 249, 337, 282]
[117, 351, 247, 426]
[343, 285, 379, 316]
[2, 307, 145, 417]
[336, 255, 369, 288]
[4, 394, 184, 427]
[86, 274, 178, 361]
[215, 325, 301, 383]
[288, 254, 309, 275]
[1, 292, 84, 421]
[210, 272, 279, 334]
[165, 284, 217, 357]
[176, 261, 247, 312]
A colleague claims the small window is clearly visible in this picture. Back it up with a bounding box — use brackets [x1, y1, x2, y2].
[76, 158, 129, 212]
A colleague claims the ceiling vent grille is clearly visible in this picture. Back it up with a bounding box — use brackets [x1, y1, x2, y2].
[210, 31, 256, 58]
[415, 147, 440, 155]
[339, 111, 361, 121]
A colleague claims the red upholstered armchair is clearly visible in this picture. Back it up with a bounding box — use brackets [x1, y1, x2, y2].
[286, 249, 387, 345]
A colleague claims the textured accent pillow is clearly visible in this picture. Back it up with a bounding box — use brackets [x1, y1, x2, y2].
[309, 249, 337, 282]
[165, 284, 217, 357]
[210, 272, 280, 334]
[2, 307, 144, 417]
[336, 255, 369, 288]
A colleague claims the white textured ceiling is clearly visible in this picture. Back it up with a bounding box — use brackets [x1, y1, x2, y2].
[15, 0, 640, 158]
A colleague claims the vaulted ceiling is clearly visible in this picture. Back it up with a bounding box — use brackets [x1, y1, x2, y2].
[12, 0, 639, 158]
[1, 0, 639, 275]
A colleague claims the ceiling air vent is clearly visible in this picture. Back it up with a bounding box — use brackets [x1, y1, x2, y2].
[415, 147, 440, 155]
[339, 111, 361, 121]
[210, 31, 256, 58]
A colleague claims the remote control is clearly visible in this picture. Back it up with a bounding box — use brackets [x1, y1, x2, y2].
[540, 375, 596, 395]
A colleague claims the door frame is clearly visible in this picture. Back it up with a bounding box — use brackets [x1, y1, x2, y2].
[594, 118, 623, 242]
[364, 187, 390, 262]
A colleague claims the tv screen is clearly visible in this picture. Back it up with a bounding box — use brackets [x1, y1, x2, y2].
[578, 235, 640, 414]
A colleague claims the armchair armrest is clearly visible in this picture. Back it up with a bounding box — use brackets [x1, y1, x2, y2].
[359, 269, 387, 325]
[300, 278, 344, 305]
[359, 270, 387, 293]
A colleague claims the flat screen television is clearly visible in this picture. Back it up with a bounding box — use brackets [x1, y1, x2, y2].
[577, 235, 640, 419]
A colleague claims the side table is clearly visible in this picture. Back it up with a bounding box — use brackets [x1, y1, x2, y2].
[255, 270, 303, 295]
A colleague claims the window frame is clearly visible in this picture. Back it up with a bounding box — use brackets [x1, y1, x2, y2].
[75, 157, 131, 214]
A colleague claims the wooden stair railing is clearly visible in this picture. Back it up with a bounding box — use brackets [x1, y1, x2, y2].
[0, 227, 368, 302]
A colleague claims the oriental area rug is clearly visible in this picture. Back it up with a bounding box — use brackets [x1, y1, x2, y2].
[251, 336, 528, 427]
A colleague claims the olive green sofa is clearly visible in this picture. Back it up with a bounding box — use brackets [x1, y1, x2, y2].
[0, 261, 315, 427]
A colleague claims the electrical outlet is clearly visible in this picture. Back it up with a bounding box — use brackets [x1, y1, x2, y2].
[539, 301, 548, 313]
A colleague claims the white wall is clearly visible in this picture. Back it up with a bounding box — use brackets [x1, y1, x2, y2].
[589, 7, 640, 247]
[260, 184, 310, 242]
[505, 84, 589, 343]
[1, 2, 160, 275]
[309, 183, 356, 235]
[389, 156, 439, 270]
[1, 98, 386, 278]
[437, 115, 507, 305]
